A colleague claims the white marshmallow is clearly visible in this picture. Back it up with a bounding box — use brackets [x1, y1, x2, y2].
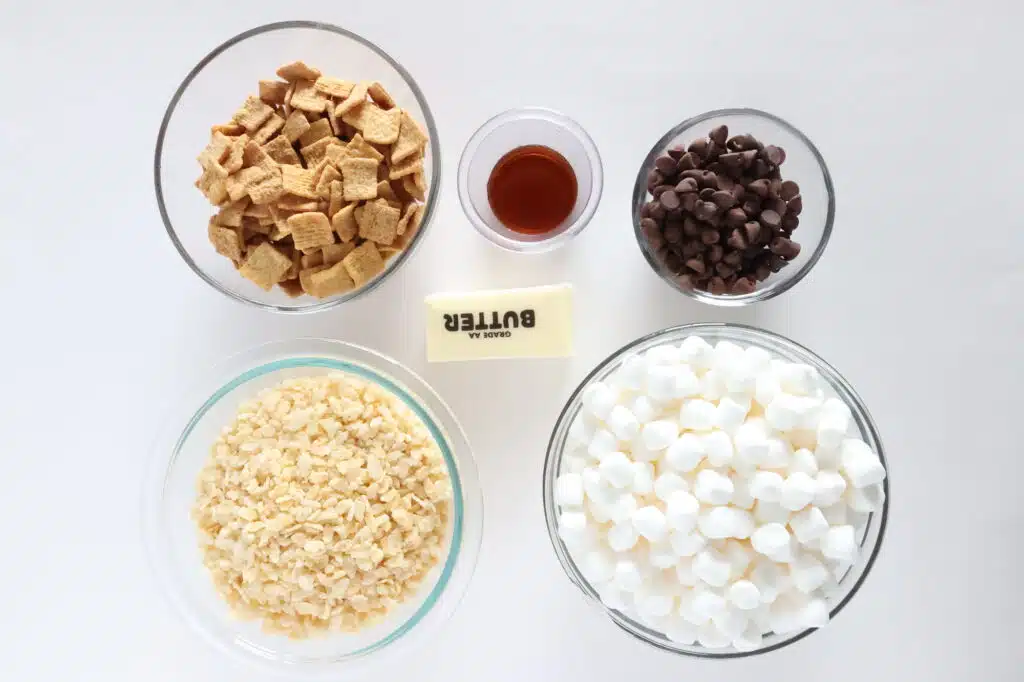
[762, 437, 792, 470]
[821, 502, 848, 526]
[816, 398, 851, 450]
[751, 523, 792, 559]
[730, 473, 756, 510]
[791, 552, 829, 593]
[564, 455, 587, 474]
[839, 438, 886, 488]
[789, 448, 819, 476]
[646, 343, 682, 367]
[790, 506, 829, 545]
[636, 592, 675, 619]
[632, 505, 669, 542]
[606, 404, 640, 441]
[587, 499, 612, 523]
[715, 395, 750, 434]
[732, 621, 765, 651]
[608, 492, 638, 524]
[712, 340, 745, 373]
[749, 471, 785, 502]
[690, 588, 728, 622]
[642, 420, 679, 451]
[674, 557, 698, 586]
[727, 580, 762, 610]
[672, 365, 701, 398]
[679, 399, 717, 431]
[703, 430, 735, 467]
[769, 592, 809, 634]
[554, 473, 584, 507]
[665, 490, 700, 532]
[697, 622, 732, 649]
[724, 356, 758, 395]
[749, 558, 782, 604]
[629, 395, 657, 424]
[613, 558, 646, 592]
[693, 548, 732, 587]
[765, 393, 803, 431]
[780, 472, 818, 511]
[694, 469, 734, 505]
[814, 470, 847, 507]
[777, 362, 820, 396]
[699, 369, 727, 401]
[598, 451, 635, 488]
[607, 520, 639, 552]
[581, 549, 615, 583]
[645, 365, 679, 402]
[628, 436, 660, 463]
[679, 335, 714, 370]
[631, 462, 654, 494]
[582, 382, 617, 420]
[801, 598, 829, 629]
[557, 510, 590, 547]
[744, 346, 773, 372]
[665, 618, 699, 645]
[820, 525, 858, 562]
[582, 468, 612, 505]
[597, 583, 630, 611]
[789, 428, 818, 450]
[654, 472, 688, 501]
[753, 500, 792, 526]
[754, 371, 782, 408]
[699, 506, 755, 539]
[852, 481, 885, 512]
[587, 428, 619, 459]
[568, 413, 596, 448]
[647, 542, 680, 569]
[664, 433, 706, 472]
[734, 418, 771, 466]
[712, 606, 749, 639]
[669, 529, 706, 557]
[617, 353, 647, 390]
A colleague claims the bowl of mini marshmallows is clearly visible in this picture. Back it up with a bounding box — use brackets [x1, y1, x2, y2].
[543, 323, 887, 656]
[143, 339, 483, 676]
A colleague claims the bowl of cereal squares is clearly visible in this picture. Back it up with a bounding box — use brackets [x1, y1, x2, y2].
[155, 21, 438, 312]
[143, 339, 483, 674]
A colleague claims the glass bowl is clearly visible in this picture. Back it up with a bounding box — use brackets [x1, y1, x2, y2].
[542, 323, 888, 658]
[458, 108, 603, 253]
[631, 109, 835, 306]
[142, 339, 483, 676]
[154, 21, 440, 313]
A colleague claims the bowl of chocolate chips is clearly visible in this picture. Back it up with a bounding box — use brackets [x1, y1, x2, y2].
[632, 108, 835, 306]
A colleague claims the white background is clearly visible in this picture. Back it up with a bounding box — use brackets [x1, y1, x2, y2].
[1, 1, 1020, 680]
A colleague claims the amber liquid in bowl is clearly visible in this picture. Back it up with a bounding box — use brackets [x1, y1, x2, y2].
[486, 145, 577, 234]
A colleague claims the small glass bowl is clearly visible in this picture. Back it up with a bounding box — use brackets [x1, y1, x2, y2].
[542, 323, 888, 658]
[458, 108, 603, 253]
[154, 21, 440, 313]
[632, 109, 835, 306]
[142, 339, 483, 676]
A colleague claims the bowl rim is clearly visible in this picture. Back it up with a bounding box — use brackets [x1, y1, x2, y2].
[153, 20, 441, 314]
[631, 108, 836, 307]
[542, 322, 889, 658]
[141, 338, 484, 674]
[457, 106, 604, 253]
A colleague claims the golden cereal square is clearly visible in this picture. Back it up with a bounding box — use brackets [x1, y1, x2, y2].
[342, 241, 385, 286]
[389, 153, 423, 180]
[328, 180, 345, 218]
[314, 76, 356, 99]
[239, 242, 292, 290]
[367, 81, 395, 109]
[342, 102, 400, 144]
[391, 110, 428, 164]
[396, 202, 420, 236]
[321, 242, 356, 266]
[209, 221, 244, 262]
[315, 165, 341, 199]
[276, 61, 322, 82]
[340, 157, 379, 201]
[281, 110, 311, 143]
[259, 80, 290, 105]
[332, 203, 358, 242]
[278, 279, 304, 297]
[300, 136, 334, 167]
[308, 261, 356, 298]
[252, 113, 285, 144]
[335, 81, 369, 116]
[216, 199, 248, 227]
[198, 131, 233, 170]
[402, 172, 426, 201]
[287, 212, 335, 251]
[232, 95, 275, 132]
[346, 133, 384, 162]
[358, 199, 401, 246]
[262, 135, 301, 165]
[290, 79, 327, 113]
[297, 118, 333, 147]
[247, 170, 285, 205]
[281, 165, 319, 199]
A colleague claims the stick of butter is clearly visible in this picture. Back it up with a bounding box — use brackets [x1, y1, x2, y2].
[425, 284, 573, 362]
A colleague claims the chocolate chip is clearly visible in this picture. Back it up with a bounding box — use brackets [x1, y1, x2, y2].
[677, 152, 700, 172]
[675, 177, 699, 194]
[667, 144, 686, 160]
[700, 171, 718, 189]
[722, 250, 743, 266]
[709, 276, 728, 295]
[762, 145, 786, 165]
[715, 262, 736, 278]
[742, 197, 762, 216]
[685, 258, 706, 274]
[787, 195, 803, 215]
[732, 277, 756, 294]
[681, 241, 701, 258]
[770, 236, 801, 260]
[711, 190, 737, 209]
[654, 155, 676, 175]
[744, 221, 761, 244]
[727, 134, 758, 151]
[649, 202, 666, 221]
[759, 209, 782, 229]
[680, 169, 703, 182]
[680, 192, 699, 212]
[719, 152, 744, 169]
[699, 187, 715, 200]
[780, 180, 800, 201]
[694, 201, 719, 221]
[664, 251, 682, 272]
[740, 150, 759, 168]
[726, 207, 747, 224]
[727, 228, 747, 250]
[709, 124, 729, 146]
[769, 254, 787, 272]
[782, 213, 800, 231]
[675, 273, 694, 289]
[747, 179, 770, 198]
[701, 229, 720, 245]
[640, 217, 658, 233]
[766, 197, 788, 217]
[652, 185, 669, 199]
[647, 170, 664, 191]
[660, 190, 681, 210]
[769, 179, 783, 199]
[663, 223, 683, 244]
[707, 244, 724, 263]
[687, 138, 709, 157]
[750, 159, 771, 178]
[755, 264, 772, 281]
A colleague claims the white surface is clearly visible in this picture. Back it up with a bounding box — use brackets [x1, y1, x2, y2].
[1, 1, 1020, 680]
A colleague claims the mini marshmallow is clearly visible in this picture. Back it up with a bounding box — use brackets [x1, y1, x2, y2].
[698, 506, 754, 539]
[693, 548, 732, 587]
[568, 413, 596, 448]
[647, 542, 680, 569]
[607, 404, 640, 441]
[613, 558, 646, 592]
[734, 418, 771, 466]
[727, 580, 762, 610]
[557, 510, 590, 547]
[762, 437, 792, 470]
[581, 468, 612, 505]
[769, 592, 809, 635]
[777, 362, 820, 396]
[754, 371, 782, 408]
[587, 428, 619, 459]
[744, 346, 773, 372]
[712, 340, 745, 373]
[712, 606, 749, 639]
[780, 472, 818, 511]
[679, 335, 714, 370]
[790, 506, 829, 545]
[554, 473, 584, 507]
[816, 398, 851, 450]
[642, 420, 679, 451]
[564, 455, 587, 474]
[636, 592, 676, 619]
[791, 552, 829, 593]
[581, 549, 615, 583]
[664, 433, 706, 472]
[724, 357, 758, 396]
[654, 472, 688, 502]
[697, 622, 732, 649]
[765, 393, 803, 431]
[582, 382, 617, 420]
[665, 490, 700, 532]
[715, 395, 750, 434]
[814, 470, 847, 507]
[820, 525, 858, 562]
[598, 451, 635, 488]
[723, 539, 754, 576]
[732, 622, 765, 651]
[628, 436, 660, 463]
[632, 505, 669, 542]
[646, 365, 679, 402]
[749, 471, 785, 502]
[669, 529, 706, 557]
[700, 369, 727, 402]
[846, 485, 878, 513]
[694, 469, 735, 505]
[857, 481, 885, 512]
[753, 500, 792, 526]
[801, 598, 830, 629]
[703, 430, 735, 467]
[672, 365, 701, 398]
[821, 502, 848, 526]
[630, 395, 657, 424]
[607, 520, 639, 552]
[665, 618, 699, 645]
[730, 473, 756, 510]
[597, 583, 630, 611]
[631, 462, 654, 494]
[617, 353, 647, 390]
[751, 523, 792, 560]
[790, 448, 819, 476]
[675, 557, 698, 586]
[679, 399, 717, 431]
[839, 438, 886, 488]
[749, 558, 782, 604]
[690, 588, 728, 622]
[587, 499, 612, 523]
[608, 492, 638, 524]
[646, 343, 682, 367]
